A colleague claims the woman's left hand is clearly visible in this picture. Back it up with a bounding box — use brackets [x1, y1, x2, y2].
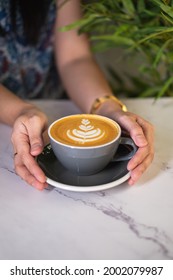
[112, 110, 154, 185]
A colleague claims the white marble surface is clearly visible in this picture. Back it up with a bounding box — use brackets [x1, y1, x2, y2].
[0, 98, 173, 260]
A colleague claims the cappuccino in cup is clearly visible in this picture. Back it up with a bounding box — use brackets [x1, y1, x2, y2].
[48, 114, 137, 175]
[50, 114, 119, 147]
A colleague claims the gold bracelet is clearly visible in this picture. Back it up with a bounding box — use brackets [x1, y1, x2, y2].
[90, 95, 127, 114]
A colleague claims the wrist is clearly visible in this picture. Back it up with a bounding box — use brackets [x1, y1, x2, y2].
[15, 103, 47, 126]
[90, 95, 127, 116]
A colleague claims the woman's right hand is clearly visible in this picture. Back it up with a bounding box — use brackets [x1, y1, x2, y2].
[11, 106, 48, 190]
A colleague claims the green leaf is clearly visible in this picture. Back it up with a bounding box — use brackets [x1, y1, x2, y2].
[153, 38, 173, 67]
[151, 0, 173, 18]
[136, 26, 173, 45]
[156, 76, 173, 98]
[59, 14, 98, 32]
[161, 12, 173, 24]
[91, 34, 135, 47]
[137, 0, 146, 13]
[140, 86, 162, 97]
[121, 0, 135, 16]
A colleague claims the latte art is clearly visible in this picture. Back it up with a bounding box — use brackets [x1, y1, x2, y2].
[67, 119, 105, 144]
[50, 114, 119, 147]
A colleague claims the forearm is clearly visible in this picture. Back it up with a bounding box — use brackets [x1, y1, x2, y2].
[58, 55, 117, 113]
[55, 0, 122, 114]
[0, 84, 36, 125]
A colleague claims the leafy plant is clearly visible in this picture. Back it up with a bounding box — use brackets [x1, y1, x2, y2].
[62, 0, 173, 98]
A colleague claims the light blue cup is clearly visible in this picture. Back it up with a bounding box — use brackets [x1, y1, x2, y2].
[48, 114, 137, 176]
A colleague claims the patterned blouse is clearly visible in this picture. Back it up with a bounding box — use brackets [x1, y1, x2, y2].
[0, 0, 63, 99]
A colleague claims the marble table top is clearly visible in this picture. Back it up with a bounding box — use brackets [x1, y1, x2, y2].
[0, 98, 173, 260]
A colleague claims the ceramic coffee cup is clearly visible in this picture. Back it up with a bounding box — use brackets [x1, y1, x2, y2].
[48, 114, 137, 175]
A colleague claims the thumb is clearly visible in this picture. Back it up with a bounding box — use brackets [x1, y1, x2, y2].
[133, 133, 148, 147]
[118, 115, 148, 147]
[28, 128, 45, 156]
[30, 138, 44, 156]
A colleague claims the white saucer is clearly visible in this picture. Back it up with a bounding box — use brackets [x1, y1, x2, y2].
[37, 144, 131, 192]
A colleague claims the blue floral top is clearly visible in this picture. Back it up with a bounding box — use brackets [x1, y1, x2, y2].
[0, 0, 63, 99]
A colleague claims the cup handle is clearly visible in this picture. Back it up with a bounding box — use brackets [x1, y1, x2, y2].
[112, 137, 138, 162]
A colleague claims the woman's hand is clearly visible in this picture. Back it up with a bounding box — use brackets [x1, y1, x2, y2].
[95, 98, 154, 185]
[11, 106, 48, 190]
[112, 110, 154, 185]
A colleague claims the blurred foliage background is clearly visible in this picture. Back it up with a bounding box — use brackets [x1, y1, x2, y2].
[62, 0, 173, 98]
